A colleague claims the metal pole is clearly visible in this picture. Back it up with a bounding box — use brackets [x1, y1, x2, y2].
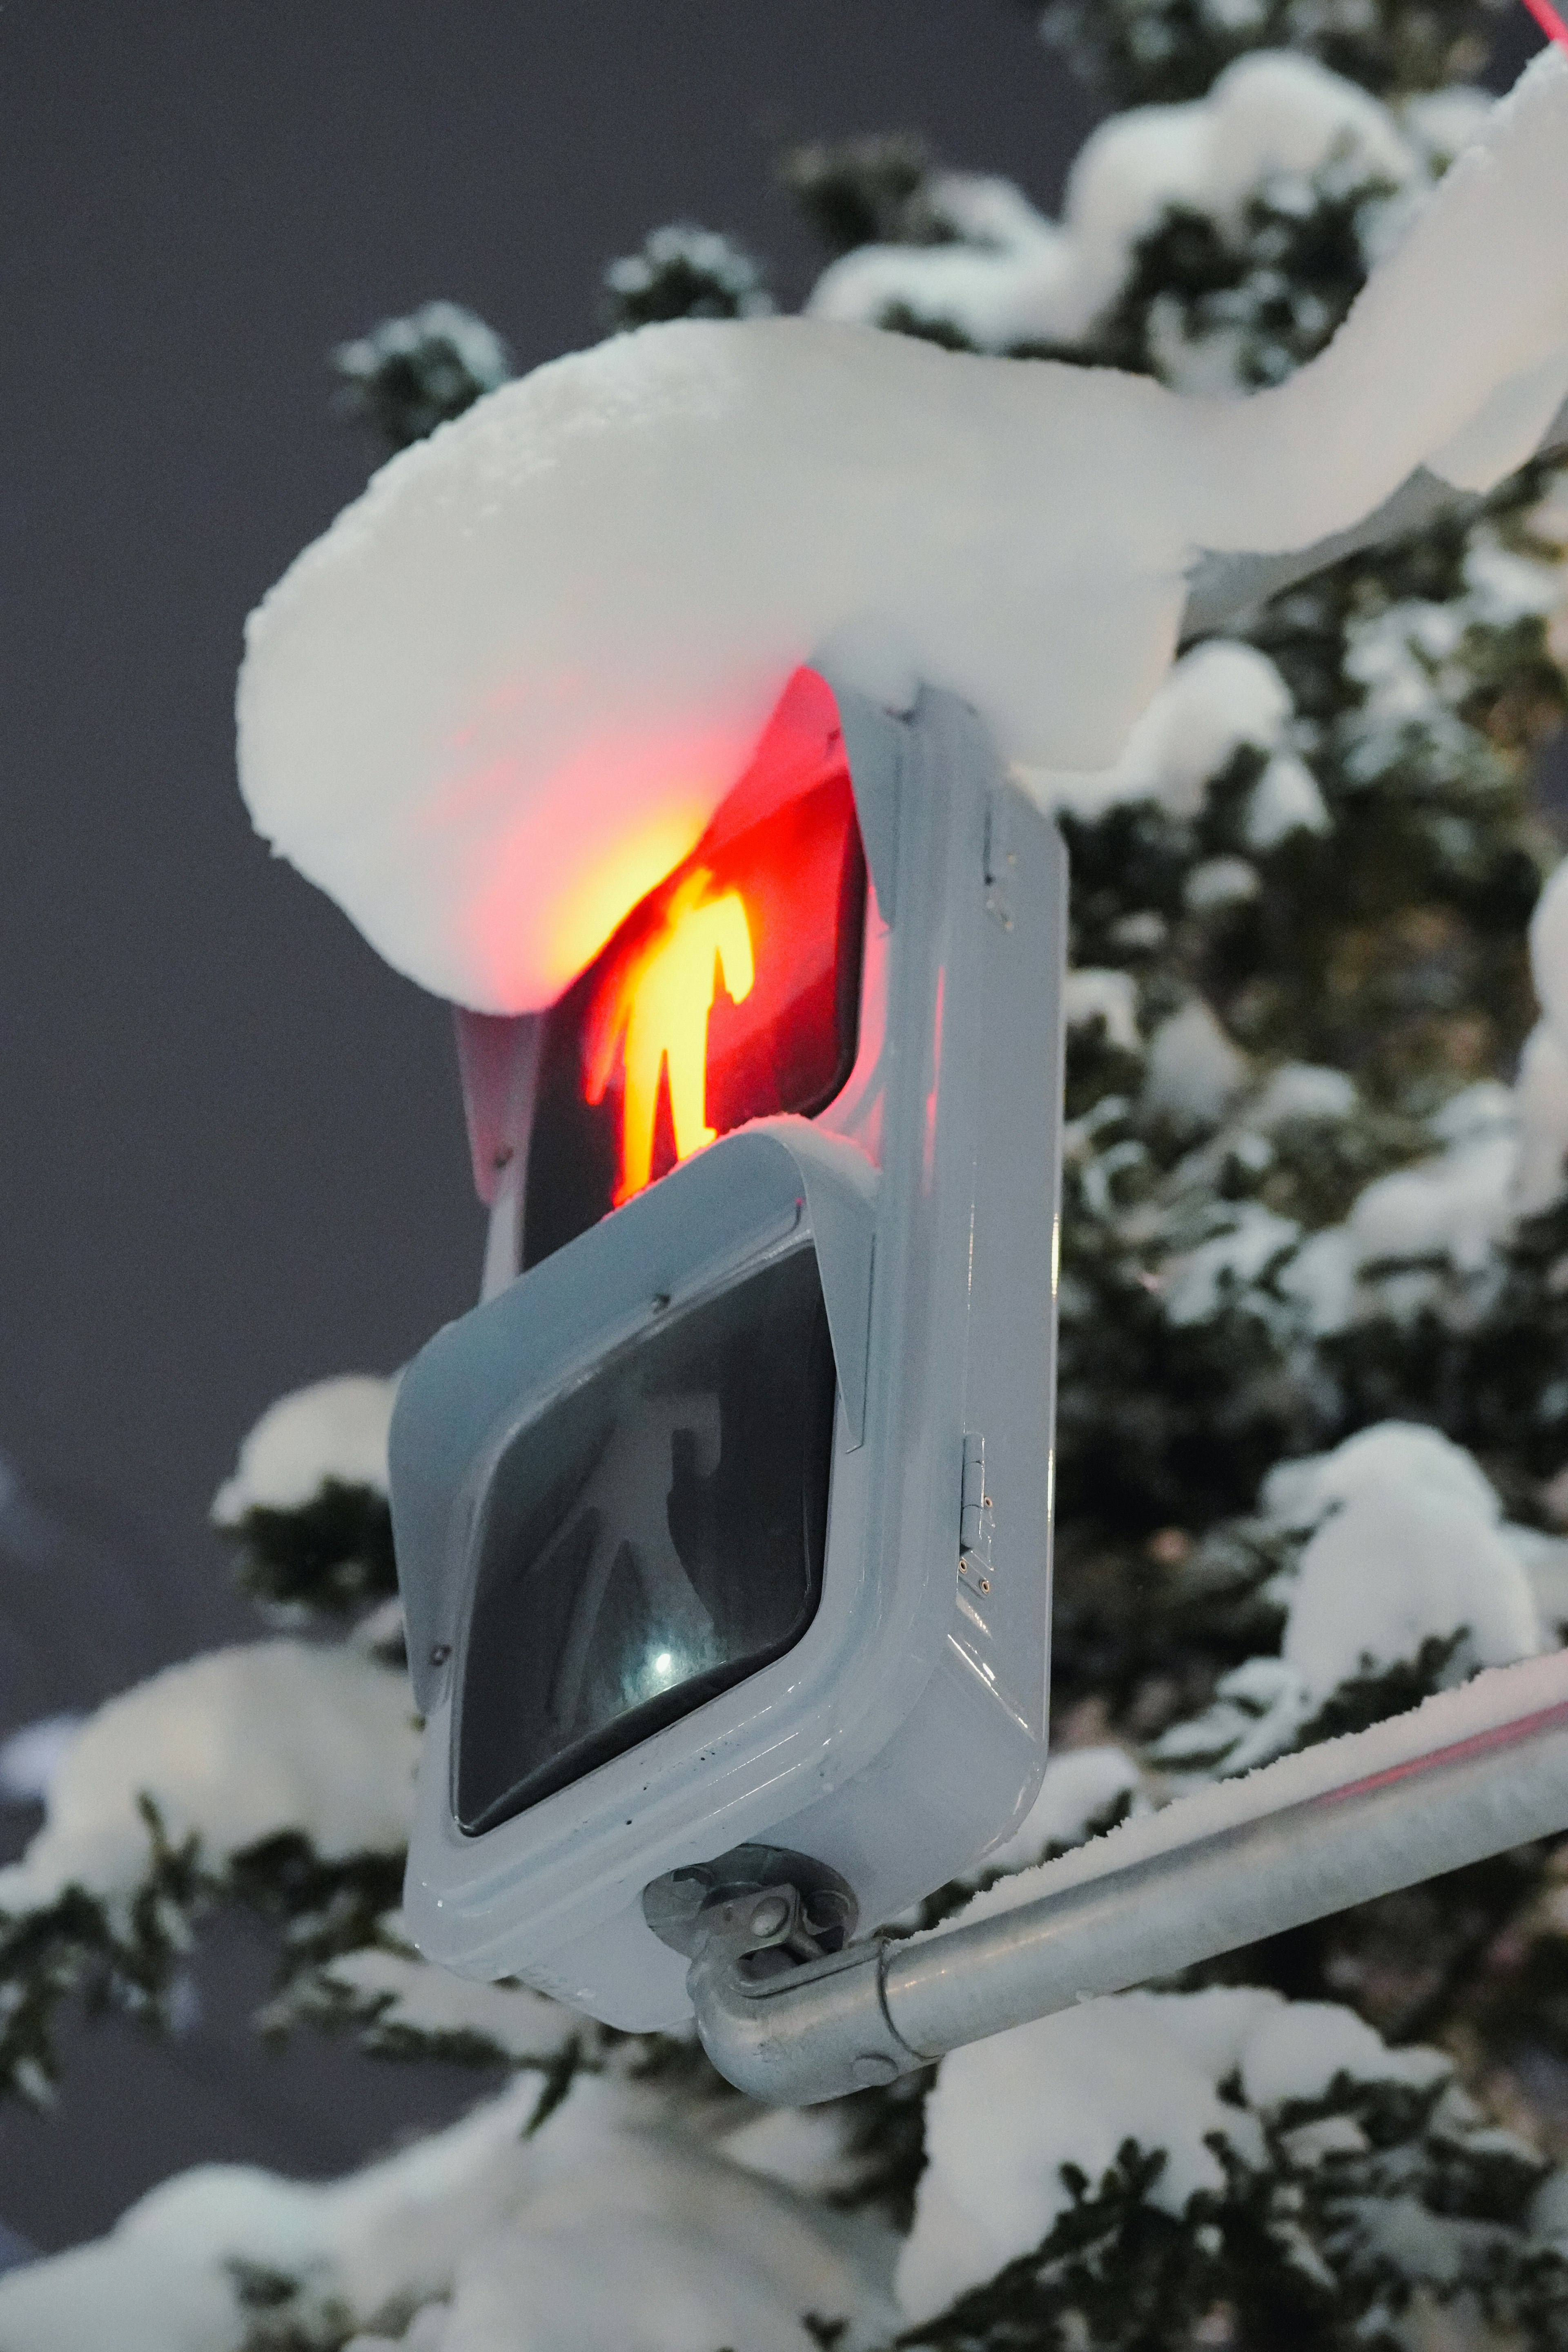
[688, 1652, 1568, 2105]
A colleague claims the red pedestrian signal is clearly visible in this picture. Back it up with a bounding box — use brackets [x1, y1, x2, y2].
[521, 668, 866, 1267]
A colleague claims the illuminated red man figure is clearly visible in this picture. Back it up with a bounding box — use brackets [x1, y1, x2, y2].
[584, 869, 755, 1205]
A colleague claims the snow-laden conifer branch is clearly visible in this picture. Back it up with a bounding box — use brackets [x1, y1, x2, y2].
[0, 1639, 420, 2103]
[1034, 0, 1510, 109]
[212, 1376, 401, 1618]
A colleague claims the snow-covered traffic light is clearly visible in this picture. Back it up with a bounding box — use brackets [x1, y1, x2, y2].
[390, 666, 1066, 2029]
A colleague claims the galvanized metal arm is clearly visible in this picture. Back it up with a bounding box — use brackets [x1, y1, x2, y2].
[685, 1651, 1568, 2105]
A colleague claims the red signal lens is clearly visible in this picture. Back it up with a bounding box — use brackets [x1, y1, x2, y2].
[522, 669, 867, 1269]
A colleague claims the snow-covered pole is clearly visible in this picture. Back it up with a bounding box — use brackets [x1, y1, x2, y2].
[689, 1651, 1568, 2105]
[1181, 390, 1568, 641]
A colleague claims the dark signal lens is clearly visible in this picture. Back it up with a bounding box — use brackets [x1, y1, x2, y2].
[522, 669, 866, 1270]
[455, 1243, 835, 1834]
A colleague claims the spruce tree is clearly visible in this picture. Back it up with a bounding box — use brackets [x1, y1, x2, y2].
[3, 9, 1568, 2348]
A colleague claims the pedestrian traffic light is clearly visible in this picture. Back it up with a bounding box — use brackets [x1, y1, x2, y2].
[392, 664, 1066, 2030]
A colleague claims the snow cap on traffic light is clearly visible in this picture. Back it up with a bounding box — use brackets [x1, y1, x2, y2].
[234, 47, 1568, 1014]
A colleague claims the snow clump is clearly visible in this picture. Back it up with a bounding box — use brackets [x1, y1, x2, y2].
[0, 2073, 898, 2352]
[975, 1744, 1145, 1880]
[898, 1985, 1447, 2323]
[1063, 967, 1142, 1055]
[1281, 1477, 1541, 1701]
[0, 1641, 416, 1916]
[212, 1373, 397, 1523]
[295, 1911, 581, 2068]
[808, 53, 1421, 359]
[1253, 1062, 1357, 1128]
[1027, 637, 1326, 840]
[1261, 1418, 1503, 1531]
[1532, 857, 1568, 1060]
[1266, 1421, 1543, 1699]
[1162, 1201, 1299, 1325]
[236, 49, 1568, 1009]
[1142, 998, 1249, 1124]
[1513, 1019, 1568, 1216]
[1267, 1070, 1564, 1340]
[1150, 1425, 1546, 1782]
[0, 1714, 83, 1806]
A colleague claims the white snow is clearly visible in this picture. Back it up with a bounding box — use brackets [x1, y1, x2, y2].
[898, 1989, 1271, 2320]
[1260, 1422, 1503, 1532]
[1262, 1049, 1568, 1334]
[0, 2075, 898, 2352]
[1143, 998, 1249, 1123]
[1254, 1063, 1356, 1127]
[1156, 1425, 1550, 1773]
[1276, 1081, 1527, 1336]
[717, 2107, 863, 2202]
[0, 1642, 416, 1917]
[0, 2072, 542, 2352]
[1398, 87, 1495, 175]
[319, 1922, 579, 2064]
[899, 1982, 1449, 2322]
[1348, 1095, 1517, 1280]
[389, 2116, 895, 2352]
[809, 54, 1419, 363]
[1462, 523, 1568, 627]
[1281, 1480, 1541, 1699]
[1277, 1223, 1360, 1335]
[237, 50, 1568, 1012]
[1341, 596, 1468, 773]
[1149, 1654, 1313, 1780]
[1185, 854, 1260, 912]
[1028, 639, 1299, 824]
[1062, 967, 1142, 1055]
[1508, 1523, 1568, 1642]
[1243, 750, 1330, 847]
[1431, 1080, 1518, 1150]
[1238, 1998, 1449, 2109]
[1533, 2164, 1568, 2243]
[212, 1374, 398, 1522]
[1162, 1202, 1300, 1324]
[981, 1745, 1145, 1875]
[0, 1713, 83, 1805]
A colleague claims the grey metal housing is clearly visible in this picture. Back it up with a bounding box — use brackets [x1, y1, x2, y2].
[391, 680, 1069, 2029]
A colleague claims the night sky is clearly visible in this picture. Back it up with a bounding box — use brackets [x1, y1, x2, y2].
[0, 0, 1103, 2251]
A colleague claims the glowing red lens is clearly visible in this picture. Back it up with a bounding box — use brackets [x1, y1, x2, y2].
[522, 669, 866, 1268]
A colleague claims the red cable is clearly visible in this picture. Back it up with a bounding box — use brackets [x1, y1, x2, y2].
[1518, 0, 1568, 47]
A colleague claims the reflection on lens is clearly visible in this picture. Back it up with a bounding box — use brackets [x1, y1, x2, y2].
[456, 1243, 835, 1835]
